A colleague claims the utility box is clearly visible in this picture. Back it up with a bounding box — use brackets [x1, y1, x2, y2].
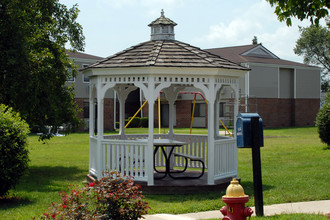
[236, 113, 264, 148]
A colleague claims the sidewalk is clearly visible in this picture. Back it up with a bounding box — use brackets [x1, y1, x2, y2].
[144, 200, 330, 220]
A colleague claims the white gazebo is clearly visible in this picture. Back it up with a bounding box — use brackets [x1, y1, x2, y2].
[83, 10, 249, 186]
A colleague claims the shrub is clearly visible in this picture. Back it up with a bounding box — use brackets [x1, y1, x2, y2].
[0, 104, 30, 197]
[316, 92, 330, 146]
[40, 172, 149, 219]
[140, 117, 148, 127]
[125, 117, 140, 128]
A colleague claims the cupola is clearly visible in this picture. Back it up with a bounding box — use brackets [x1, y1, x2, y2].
[148, 9, 177, 41]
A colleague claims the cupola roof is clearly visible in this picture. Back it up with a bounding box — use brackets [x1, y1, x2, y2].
[148, 9, 177, 27]
[148, 10, 177, 41]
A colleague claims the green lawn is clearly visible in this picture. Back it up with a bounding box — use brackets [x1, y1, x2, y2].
[0, 127, 329, 219]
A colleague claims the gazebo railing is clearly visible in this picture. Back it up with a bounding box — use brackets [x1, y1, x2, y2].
[90, 134, 237, 182]
[214, 138, 238, 180]
[103, 134, 208, 168]
[102, 139, 148, 181]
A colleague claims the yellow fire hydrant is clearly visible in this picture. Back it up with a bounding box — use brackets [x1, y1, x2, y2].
[220, 178, 253, 220]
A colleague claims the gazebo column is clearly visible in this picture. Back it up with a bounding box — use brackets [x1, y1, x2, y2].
[205, 80, 216, 185]
[114, 85, 138, 139]
[207, 98, 215, 185]
[231, 84, 239, 175]
[215, 99, 220, 138]
[95, 83, 105, 179]
[147, 99, 155, 186]
[233, 85, 239, 138]
[168, 100, 175, 139]
[89, 86, 96, 136]
[118, 95, 126, 138]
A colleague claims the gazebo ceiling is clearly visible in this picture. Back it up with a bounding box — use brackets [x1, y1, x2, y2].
[86, 40, 249, 71]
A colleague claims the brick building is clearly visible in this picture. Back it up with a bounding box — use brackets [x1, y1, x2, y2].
[206, 44, 321, 127]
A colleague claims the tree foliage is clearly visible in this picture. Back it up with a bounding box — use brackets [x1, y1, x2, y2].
[316, 92, 330, 146]
[0, 0, 85, 139]
[266, 0, 329, 26]
[0, 104, 30, 197]
[294, 23, 330, 92]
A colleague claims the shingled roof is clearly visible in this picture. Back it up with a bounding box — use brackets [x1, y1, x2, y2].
[205, 44, 314, 68]
[86, 40, 249, 71]
[66, 50, 103, 60]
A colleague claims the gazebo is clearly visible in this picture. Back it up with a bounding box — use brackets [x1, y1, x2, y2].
[83, 10, 249, 186]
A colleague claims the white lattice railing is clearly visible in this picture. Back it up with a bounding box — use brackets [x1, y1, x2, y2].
[172, 134, 208, 168]
[214, 138, 238, 180]
[90, 134, 237, 182]
[104, 134, 208, 168]
[102, 139, 148, 181]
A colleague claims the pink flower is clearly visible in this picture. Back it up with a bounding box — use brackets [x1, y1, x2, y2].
[89, 182, 95, 187]
[51, 213, 56, 218]
[44, 213, 49, 217]
[62, 205, 67, 209]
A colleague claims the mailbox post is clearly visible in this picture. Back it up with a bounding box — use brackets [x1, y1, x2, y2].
[236, 113, 264, 216]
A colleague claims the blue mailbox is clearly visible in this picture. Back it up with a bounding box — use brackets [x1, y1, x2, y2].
[236, 113, 264, 148]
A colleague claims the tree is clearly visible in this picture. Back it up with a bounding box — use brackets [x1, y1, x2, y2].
[0, 0, 85, 140]
[315, 92, 330, 147]
[266, 0, 329, 26]
[294, 23, 330, 92]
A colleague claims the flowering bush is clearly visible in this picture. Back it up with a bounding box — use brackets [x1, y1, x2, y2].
[40, 172, 149, 219]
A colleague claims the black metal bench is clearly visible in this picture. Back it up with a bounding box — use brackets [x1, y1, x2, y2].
[172, 152, 205, 179]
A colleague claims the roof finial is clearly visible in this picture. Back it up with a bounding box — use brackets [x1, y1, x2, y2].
[161, 9, 164, 17]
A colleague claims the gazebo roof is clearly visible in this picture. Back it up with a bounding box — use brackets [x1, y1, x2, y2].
[86, 40, 249, 71]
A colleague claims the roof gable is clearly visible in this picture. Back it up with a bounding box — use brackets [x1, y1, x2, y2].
[205, 44, 314, 68]
[241, 44, 278, 59]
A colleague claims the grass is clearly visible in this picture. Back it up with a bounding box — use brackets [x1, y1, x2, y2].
[0, 127, 329, 219]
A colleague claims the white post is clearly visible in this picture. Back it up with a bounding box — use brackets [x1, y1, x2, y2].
[89, 88, 95, 136]
[114, 90, 117, 130]
[89, 85, 95, 177]
[168, 100, 175, 139]
[147, 78, 155, 186]
[233, 85, 239, 138]
[215, 99, 220, 138]
[96, 83, 105, 179]
[119, 95, 126, 138]
[233, 84, 239, 174]
[207, 80, 216, 185]
[207, 98, 215, 185]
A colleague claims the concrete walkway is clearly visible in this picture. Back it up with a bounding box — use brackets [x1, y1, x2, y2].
[144, 200, 330, 219]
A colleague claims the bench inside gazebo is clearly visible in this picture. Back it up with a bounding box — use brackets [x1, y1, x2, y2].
[83, 10, 249, 186]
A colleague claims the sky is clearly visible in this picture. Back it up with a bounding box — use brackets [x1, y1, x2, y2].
[60, 0, 317, 63]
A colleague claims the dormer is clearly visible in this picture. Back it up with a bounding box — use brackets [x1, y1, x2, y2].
[148, 9, 177, 41]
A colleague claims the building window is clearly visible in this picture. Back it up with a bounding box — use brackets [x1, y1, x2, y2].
[67, 67, 74, 82]
[192, 103, 206, 117]
[82, 64, 90, 83]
